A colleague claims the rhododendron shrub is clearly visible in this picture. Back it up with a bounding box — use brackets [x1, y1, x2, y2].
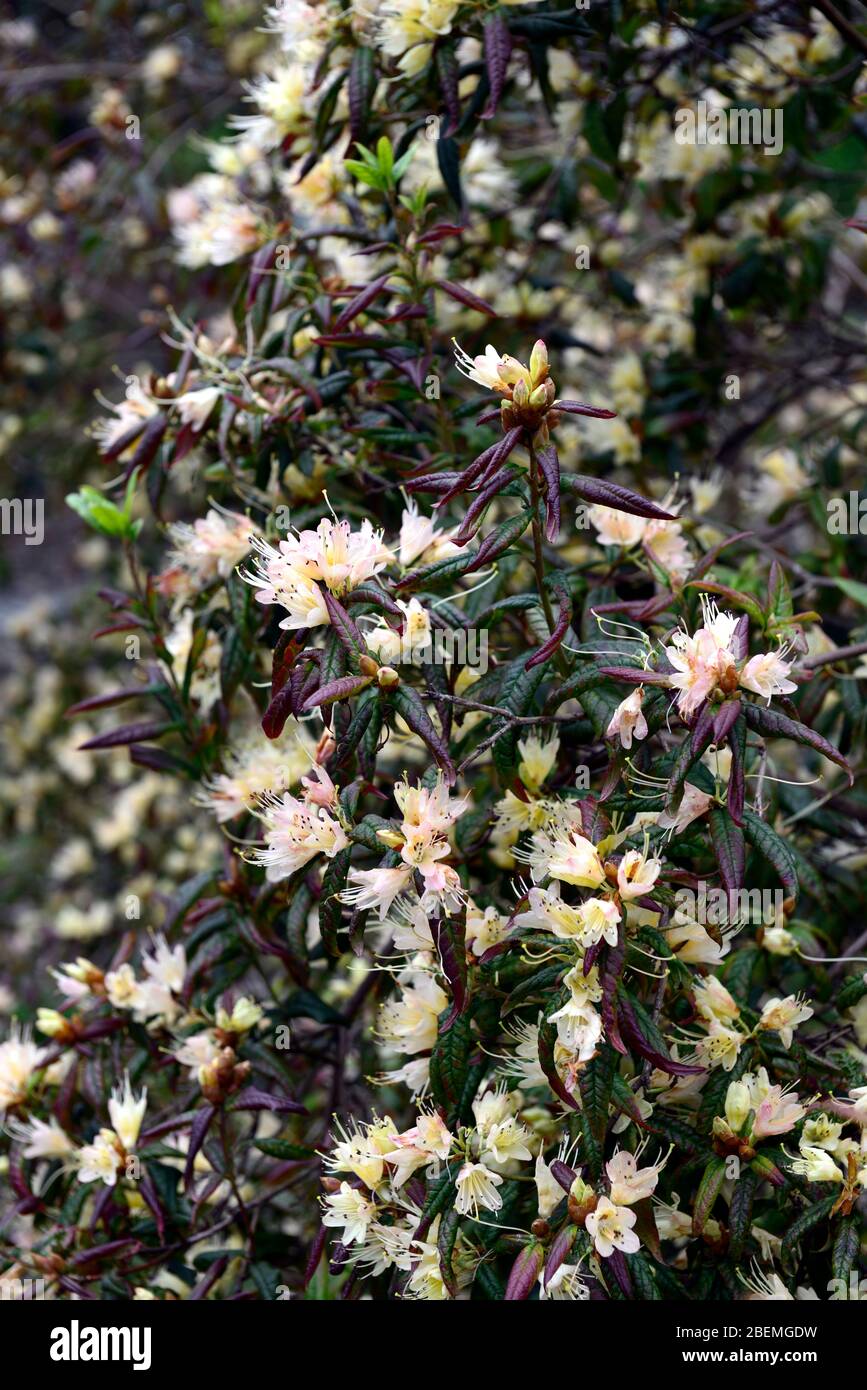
[4, 1, 867, 1305]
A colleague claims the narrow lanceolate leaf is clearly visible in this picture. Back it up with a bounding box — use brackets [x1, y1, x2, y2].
[553, 402, 618, 421]
[692, 1156, 726, 1237]
[600, 926, 627, 1055]
[431, 914, 470, 1025]
[665, 721, 716, 813]
[727, 1170, 758, 1261]
[578, 1043, 618, 1172]
[526, 580, 572, 670]
[301, 674, 374, 710]
[390, 685, 456, 783]
[781, 1195, 837, 1264]
[504, 1241, 544, 1300]
[319, 845, 352, 957]
[597, 666, 669, 685]
[482, 13, 513, 119]
[465, 509, 530, 572]
[441, 426, 524, 504]
[322, 588, 370, 659]
[65, 684, 165, 716]
[831, 1214, 859, 1288]
[436, 1205, 462, 1299]
[727, 713, 747, 825]
[454, 465, 522, 544]
[437, 279, 496, 315]
[544, 1225, 578, 1289]
[742, 701, 854, 786]
[435, 43, 461, 135]
[562, 473, 674, 519]
[617, 990, 704, 1077]
[709, 806, 746, 915]
[347, 47, 375, 146]
[741, 808, 798, 901]
[536, 443, 561, 541]
[231, 1088, 307, 1115]
[429, 1012, 473, 1117]
[79, 719, 177, 750]
[262, 681, 298, 740]
[332, 272, 391, 331]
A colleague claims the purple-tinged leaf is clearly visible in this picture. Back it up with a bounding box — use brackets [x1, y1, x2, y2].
[435, 44, 461, 135]
[727, 715, 746, 826]
[618, 992, 704, 1076]
[184, 1105, 217, 1192]
[526, 578, 572, 670]
[302, 674, 374, 710]
[245, 239, 278, 309]
[691, 701, 716, 757]
[65, 684, 164, 717]
[536, 443, 561, 541]
[564, 473, 674, 519]
[606, 1248, 634, 1298]
[431, 914, 469, 1026]
[544, 1225, 578, 1289]
[550, 1159, 576, 1193]
[600, 925, 627, 1056]
[465, 509, 531, 572]
[262, 681, 299, 740]
[482, 13, 513, 120]
[743, 701, 854, 786]
[437, 279, 496, 315]
[552, 399, 617, 419]
[709, 805, 745, 918]
[79, 720, 176, 750]
[504, 1241, 544, 1300]
[333, 273, 391, 331]
[597, 665, 669, 685]
[453, 465, 522, 544]
[231, 1088, 307, 1115]
[390, 685, 456, 783]
[713, 700, 741, 745]
[322, 588, 370, 658]
[439, 427, 523, 505]
[538, 1018, 580, 1110]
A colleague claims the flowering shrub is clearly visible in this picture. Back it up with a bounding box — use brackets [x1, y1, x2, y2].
[4, 0, 867, 1304]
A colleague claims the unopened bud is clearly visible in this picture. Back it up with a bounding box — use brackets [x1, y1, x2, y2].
[529, 339, 549, 386]
[377, 666, 400, 688]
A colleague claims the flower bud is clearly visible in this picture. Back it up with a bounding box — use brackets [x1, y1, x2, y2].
[377, 666, 400, 688]
[724, 1079, 752, 1134]
[36, 1008, 76, 1043]
[529, 339, 549, 387]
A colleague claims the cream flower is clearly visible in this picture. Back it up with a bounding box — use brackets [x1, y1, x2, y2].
[108, 1074, 147, 1151]
[617, 845, 662, 899]
[606, 1148, 665, 1205]
[77, 1129, 124, 1186]
[322, 1183, 378, 1245]
[758, 994, 813, 1049]
[585, 1197, 640, 1258]
[251, 792, 349, 882]
[606, 688, 648, 750]
[454, 1161, 504, 1217]
[739, 648, 798, 702]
